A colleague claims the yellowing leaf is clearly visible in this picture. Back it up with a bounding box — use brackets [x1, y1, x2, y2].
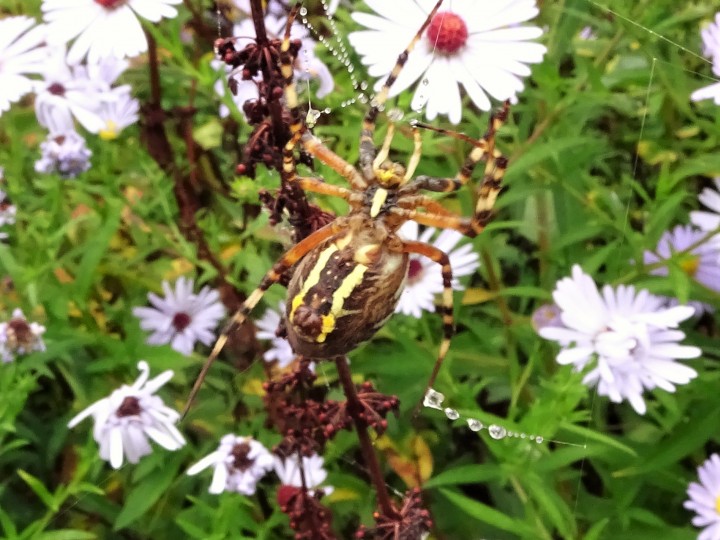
[380, 434, 433, 488]
[168, 260, 194, 279]
[325, 487, 359, 503]
[220, 244, 242, 262]
[461, 288, 496, 305]
[53, 268, 75, 284]
[68, 301, 82, 318]
[241, 378, 265, 397]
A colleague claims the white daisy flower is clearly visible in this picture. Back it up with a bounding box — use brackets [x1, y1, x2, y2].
[214, 12, 333, 119]
[326, 0, 340, 15]
[685, 453, 720, 540]
[691, 178, 720, 233]
[33, 50, 107, 134]
[35, 130, 93, 178]
[98, 88, 139, 140]
[0, 189, 17, 228]
[691, 62, 720, 105]
[395, 221, 480, 318]
[132, 277, 225, 356]
[68, 361, 185, 469]
[539, 266, 701, 414]
[256, 302, 296, 368]
[187, 434, 274, 495]
[700, 13, 720, 64]
[41, 0, 183, 64]
[348, 0, 546, 124]
[274, 452, 332, 495]
[0, 308, 46, 363]
[0, 16, 48, 116]
[578, 26, 597, 41]
[644, 225, 720, 293]
[212, 63, 261, 120]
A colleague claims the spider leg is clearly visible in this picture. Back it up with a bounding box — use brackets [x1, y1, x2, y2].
[359, 0, 445, 180]
[389, 207, 486, 237]
[372, 121, 397, 171]
[397, 194, 455, 217]
[184, 219, 343, 416]
[404, 101, 509, 194]
[295, 176, 364, 205]
[301, 132, 368, 189]
[403, 127, 423, 182]
[278, 10, 367, 190]
[397, 103, 510, 237]
[402, 240, 454, 416]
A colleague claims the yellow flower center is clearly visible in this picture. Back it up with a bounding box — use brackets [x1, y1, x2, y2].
[715, 494, 720, 514]
[680, 255, 700, 277]
[99, 120, 118, 141]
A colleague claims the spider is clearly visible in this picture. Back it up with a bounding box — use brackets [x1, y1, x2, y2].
[186, 0, 509, 412]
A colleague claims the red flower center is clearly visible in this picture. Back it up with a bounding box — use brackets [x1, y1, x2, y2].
[94, 0, 127, 8]
[47, 83, 65, 96]
[7, 318, 32, 348]
[230, 443, 253, 471]
[277, 485, 301, 508]
[427, 12, 468, 54]
[407, 259, 424, 281]
[172, 312, 192, 331]
[117, 396, 141, 417]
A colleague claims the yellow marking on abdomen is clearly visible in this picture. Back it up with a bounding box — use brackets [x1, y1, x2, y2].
[316, 263, 368, 343]
[370, 188, 388, 217]
[289, 244, 338, 321]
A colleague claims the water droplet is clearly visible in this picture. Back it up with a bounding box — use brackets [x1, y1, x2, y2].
[535, 436, 544, 444]
[301, 17, 308, 25]
[423, 388, 445, 410]
[305, 108, 320, 128]
[387, 108, 404, 121]
[299, 6, 308, 16]
[488, 424, 507, 440]
[409, 119, 419, 127]
[421, 77, 429, 86]
[348, 66, 355, 73]
[444, 408, 459, 420]
[360, 81, 368, 91]
[467, 418, 483, 432]
[520, 433, 527, 439]
[323, 108, 331, 114]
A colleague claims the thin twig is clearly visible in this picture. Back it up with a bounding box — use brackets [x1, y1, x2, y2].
[335, 356, 399, 519]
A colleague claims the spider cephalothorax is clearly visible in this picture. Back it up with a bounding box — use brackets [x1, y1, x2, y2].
[187, 0, 510, 411]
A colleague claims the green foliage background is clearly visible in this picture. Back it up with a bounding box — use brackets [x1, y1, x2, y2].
[0, 0, 719, 538]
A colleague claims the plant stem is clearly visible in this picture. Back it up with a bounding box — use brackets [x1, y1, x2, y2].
[334, 356, 398, 519]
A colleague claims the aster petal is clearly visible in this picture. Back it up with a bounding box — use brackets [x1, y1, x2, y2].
[109, 427, 124, 469]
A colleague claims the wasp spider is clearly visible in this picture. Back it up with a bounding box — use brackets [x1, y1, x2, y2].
[187, 0, 509, 411]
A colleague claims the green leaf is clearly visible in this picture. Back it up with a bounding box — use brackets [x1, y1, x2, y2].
[32, 531, 97, 540]
[0, 506, 18, 538]
[425, 464, 502, 489]
[438, 488, 536, 536]
[113, 459, 180, 530]
[17, 469, 58, 512]
[72, 200, 122, 299]
[583, 518, 610, 540]
[559, 422, 638, 457]
[614, 401, 720, 477]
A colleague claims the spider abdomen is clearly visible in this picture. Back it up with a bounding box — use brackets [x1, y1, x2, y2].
[285, 231, 408, 358]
